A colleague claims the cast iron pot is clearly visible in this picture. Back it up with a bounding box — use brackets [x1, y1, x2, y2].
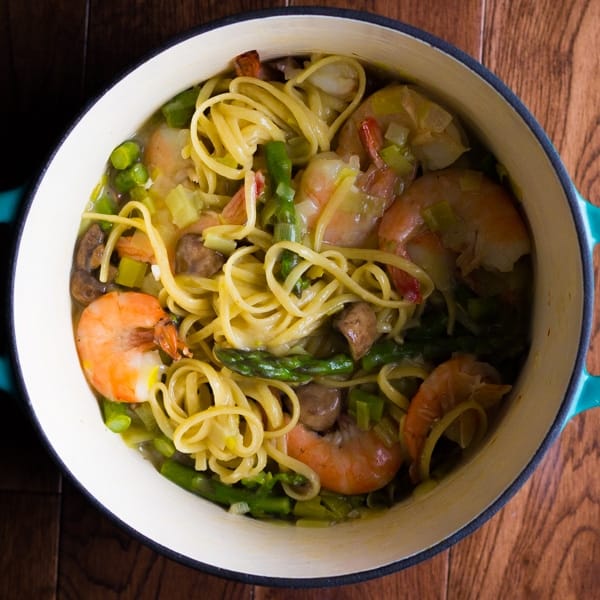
[2, 8, 599, 588]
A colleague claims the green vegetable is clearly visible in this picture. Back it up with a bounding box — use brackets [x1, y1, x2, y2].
[110, 141, 141, 170]
[165, 184, 199, 228]
[421, 200, 456, 232]
[101, 398, 131, 433]
[114, 162, 149, 194]
[380, 143, 414, 177]
[293, 496, 332, 521]
[160, 459, 292, 516]
[348, 388, 385, 429]
[115, 256, 147, 288]
[153, 435, 176, 458]
[161, 86, 200, 128]
[215, 348, 354, 383]
[264, 141, 308, 295]
[361, 337, 482, 372]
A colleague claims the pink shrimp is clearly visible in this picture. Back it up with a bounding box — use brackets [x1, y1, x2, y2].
[294, 119, 399, 248]
[336, 84, 468, 175]
[286, 416, 403, 495]
[403, 354, 512, 481]
[75, 291, 189, 403]
[145, 124, 193, 189]
[378, 168, 531, 302]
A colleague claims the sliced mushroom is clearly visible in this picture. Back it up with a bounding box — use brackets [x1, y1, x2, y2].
[297, 383, 342, 432]
[334, 301, 379, 361]
[70, 269, 107, 306]
[175, 233, 225, 277]
[74, 223, 105, 271]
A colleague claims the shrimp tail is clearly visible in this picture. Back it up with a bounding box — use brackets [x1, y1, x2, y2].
[380, 239, 422, 302]
[154, 317, 191, 360]
[358, 117, 386, 169]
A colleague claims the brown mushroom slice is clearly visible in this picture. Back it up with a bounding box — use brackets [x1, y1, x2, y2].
[70, 269, 107, 306]
[175, 233, 225, 277]
[297, 383, 342, 432]
[333, 301, 379, 361]
[74, 223, 106, 271]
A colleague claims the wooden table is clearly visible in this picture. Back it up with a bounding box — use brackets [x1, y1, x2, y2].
[2, 1, 599, 598]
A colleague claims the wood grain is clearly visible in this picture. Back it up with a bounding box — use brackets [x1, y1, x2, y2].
[1, 1, 599, 598]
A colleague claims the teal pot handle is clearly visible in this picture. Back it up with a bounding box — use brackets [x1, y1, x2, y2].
[567, 193, 600, 421]
[0, 186, 25, 395]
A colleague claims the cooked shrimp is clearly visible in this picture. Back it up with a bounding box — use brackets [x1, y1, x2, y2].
[403, 354, 512, 480]
[337, 84, 468, 175]
[379, 168, 531, 302]
[75, 291, 188, 403]
[145, 124, 194, 196]
[286, 415, 403, 495]
[294, 149, 397, 248]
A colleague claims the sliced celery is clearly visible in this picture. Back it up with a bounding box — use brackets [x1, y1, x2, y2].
[379, 144, 415, 177]
[384, 121, 410, 146]
[115, 256, 147, 288]
[203, 232, 236, 255]
[348, 388, 385, 429]
[165, 184, 199, 228]
[421, 200, 456, 232]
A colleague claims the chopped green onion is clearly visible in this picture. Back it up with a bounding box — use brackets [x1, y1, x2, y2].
[115, 256, 147, 288]
[101, 398, 131, 433]
[110, 141, 141, 170]
[161, 86, 199, 128]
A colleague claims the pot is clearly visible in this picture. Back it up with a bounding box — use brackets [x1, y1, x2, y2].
[2, 8, 599, 587]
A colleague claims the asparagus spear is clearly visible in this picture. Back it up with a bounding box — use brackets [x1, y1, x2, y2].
[264, 141, 308, 295]
[160, 459, 294, 516]
[215, 347, 354, 383]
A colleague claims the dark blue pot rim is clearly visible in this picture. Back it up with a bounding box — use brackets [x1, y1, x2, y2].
[4, 5, 595, 589]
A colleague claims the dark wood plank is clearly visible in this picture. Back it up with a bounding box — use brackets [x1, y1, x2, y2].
[0, 393, 60, 493]
[0, 491, 60, 600]
[85, 0, 288, 97]
[0, 0, 87, 189]
[290, 0, 483, 59]
[255, 553, 448, 600]
[58, 480, 251, 600]
[444, 1, 600, 597]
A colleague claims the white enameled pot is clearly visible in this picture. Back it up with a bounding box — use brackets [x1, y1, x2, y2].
[3, 8, 600, 588]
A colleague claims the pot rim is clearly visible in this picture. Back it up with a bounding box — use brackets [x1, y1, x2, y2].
[6, 6, 595, 588]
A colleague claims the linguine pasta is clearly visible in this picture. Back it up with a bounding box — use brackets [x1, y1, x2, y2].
[71, 52, 530, 522]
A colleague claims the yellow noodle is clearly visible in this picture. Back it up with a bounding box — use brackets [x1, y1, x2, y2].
[418, 400, 488, 482]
